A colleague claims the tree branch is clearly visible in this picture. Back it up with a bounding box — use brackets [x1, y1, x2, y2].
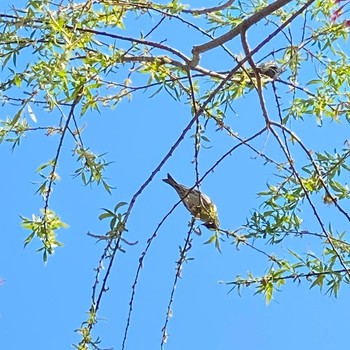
[191, 0, 313, 65]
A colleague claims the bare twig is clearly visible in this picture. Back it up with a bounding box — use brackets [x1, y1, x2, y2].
[161, 225, 194, 349]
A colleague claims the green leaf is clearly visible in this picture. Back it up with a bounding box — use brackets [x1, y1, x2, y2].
[114, 202, 128, 212]
[14, 74, 22, 87]
[98, 209, 115, 220]
[24, 232, 36, 247]
[310, 274, 325, 290]
[102, 180, 111, 194]
[265, 280, 273, 305]
[9, 107, 24, 127]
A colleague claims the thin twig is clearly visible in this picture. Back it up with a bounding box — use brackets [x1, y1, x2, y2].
[161, 224, 194, 349]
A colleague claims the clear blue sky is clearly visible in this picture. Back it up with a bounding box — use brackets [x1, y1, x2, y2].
[1, 1, 350, 350]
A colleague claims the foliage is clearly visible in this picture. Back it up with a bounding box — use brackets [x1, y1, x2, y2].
[21, 209, 67, 262]
[2, 0, 350, 348]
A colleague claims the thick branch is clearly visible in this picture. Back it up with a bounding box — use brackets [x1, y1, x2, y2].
[191, 0, 294, 62]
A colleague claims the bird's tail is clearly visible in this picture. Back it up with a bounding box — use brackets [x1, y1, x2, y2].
[162, 173, 178, 188]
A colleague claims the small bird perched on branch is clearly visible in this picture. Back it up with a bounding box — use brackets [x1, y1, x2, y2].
[163, 173, 220, 230]
[256, 61, 283, 80]
[230, 61, 283, 88]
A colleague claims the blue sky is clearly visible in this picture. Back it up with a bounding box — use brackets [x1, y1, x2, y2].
[1, 1, 350, 349]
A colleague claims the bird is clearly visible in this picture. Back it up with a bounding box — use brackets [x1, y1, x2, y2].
[257, 61, 283, 80]
[231, 61, 283, 88]
[162, 173, 220, 230]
